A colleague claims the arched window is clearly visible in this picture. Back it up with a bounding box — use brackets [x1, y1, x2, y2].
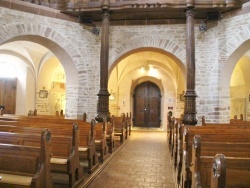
[0, 62, 17, 77]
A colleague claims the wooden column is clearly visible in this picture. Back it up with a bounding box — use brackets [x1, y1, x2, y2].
[95, 0, 110, 122]
[183, 5, 198, 125]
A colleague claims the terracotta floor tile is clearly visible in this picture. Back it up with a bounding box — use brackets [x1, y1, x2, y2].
[87, 131, 175, 188]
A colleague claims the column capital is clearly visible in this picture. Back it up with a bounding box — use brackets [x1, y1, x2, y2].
[186, 0, 195, 8]
[186, 7, 195, 17]
[102, 11, 110, 20]
[101, 0, 110, 11]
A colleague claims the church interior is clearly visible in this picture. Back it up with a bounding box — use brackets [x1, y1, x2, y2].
[0, 0, 250, 187]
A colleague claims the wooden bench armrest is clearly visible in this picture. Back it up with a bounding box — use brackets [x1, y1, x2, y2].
[32, 164, 45, 187]
[210, 154, 226, 188]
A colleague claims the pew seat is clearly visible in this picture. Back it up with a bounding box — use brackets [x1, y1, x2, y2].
[0, 129, 52, 188]
[95, 121, 109, 162]
[0, 123, 83, 187]
[0, 173, 33, 187]
[113, 114, 126, 143]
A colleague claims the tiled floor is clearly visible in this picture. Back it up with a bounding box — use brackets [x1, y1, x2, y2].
[87, 131, 176, 188]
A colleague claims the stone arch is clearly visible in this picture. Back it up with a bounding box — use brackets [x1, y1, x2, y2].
[110, 36, 186, 70]
[0, 23, 79, 85]
[109, 47, 186, 79]
[217, 28, 250, 122]
[219, 29, 250, 88]
[108, 41, 185, 129]
[0, 23, 82, 117]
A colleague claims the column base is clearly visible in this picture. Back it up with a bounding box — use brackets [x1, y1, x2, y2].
[182, 113, 198, 125]
[95, 112, 110, 122]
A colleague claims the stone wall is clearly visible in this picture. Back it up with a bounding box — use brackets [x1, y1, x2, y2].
[196, 10, 250, 123]
[0, 5, 250, 124]
[0, 7, 100, 120]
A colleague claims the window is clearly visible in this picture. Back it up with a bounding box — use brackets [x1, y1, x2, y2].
[0, 62, 17, 77]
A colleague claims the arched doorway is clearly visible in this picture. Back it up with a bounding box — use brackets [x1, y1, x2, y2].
[219, 40, 250, 121]
[0, 33, 78, 117]
[230, 52, 250, 120]
[133, 81, 161, 128]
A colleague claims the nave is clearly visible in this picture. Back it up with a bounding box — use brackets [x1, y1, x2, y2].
[86, 131, 175, 188]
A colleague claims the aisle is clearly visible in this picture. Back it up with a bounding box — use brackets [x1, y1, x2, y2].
[87, 131, 175, 188]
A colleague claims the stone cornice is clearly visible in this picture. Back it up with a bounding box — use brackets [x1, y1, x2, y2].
[0, 0, 249, 25]
[0, 0, 78, 22]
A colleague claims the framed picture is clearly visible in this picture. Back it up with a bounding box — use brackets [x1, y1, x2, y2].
[39, 89, 48, 98]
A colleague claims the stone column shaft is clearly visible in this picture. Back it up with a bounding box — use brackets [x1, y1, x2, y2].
[183, 8, 198, 125]
[95, 9, 110, 122]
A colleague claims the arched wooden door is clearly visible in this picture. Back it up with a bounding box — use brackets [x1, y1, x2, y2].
[133, 81, 161, 128]
[0, 78, 17, 114]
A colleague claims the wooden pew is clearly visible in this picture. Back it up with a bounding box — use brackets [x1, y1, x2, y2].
[167, 115, 173, 148]
[173, 120, 181, 168]
[0, 129, 53, 188]
[230, 114, 250, 125]
[50, 124, 83, 187]
[210, 154, 226, 188]
[77, 120, 99, 174]
[77, 113, 112, 158]
[112, 114, 127, 142]
[211, 154, 250, 188]
[201, 116, 231, 126]
[95, 119, 109, 162]
[168, 117, 182, 154]
[229, 114, 244, 124]
[167, 117, 182, 168]
[0, 115, 101, 174]
[167, 118, 184, 184]
[179, 125, 250, 188]
[172, 117, 250, 186]
[202, 115, 250, 126]
[191, 135, 250, 188]
[106, 116, 115, 153]
[126, 112, 132, 137]
[0, 122, 84, 187]
[79, 113, 110, 162]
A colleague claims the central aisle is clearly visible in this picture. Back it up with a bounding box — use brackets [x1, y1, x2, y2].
[87, 131, 175, 188]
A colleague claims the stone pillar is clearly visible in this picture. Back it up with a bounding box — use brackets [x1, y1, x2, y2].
[95, 0, 110, 122]
[183, 5, 198, 125]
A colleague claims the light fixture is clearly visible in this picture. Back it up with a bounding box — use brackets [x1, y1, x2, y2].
[78, 17, 100, 36]
[199, 20, 207, 33]
[92, 24, 100, 36]
[109, 90, 116, 101]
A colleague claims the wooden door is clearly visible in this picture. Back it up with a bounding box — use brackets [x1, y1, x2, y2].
[133, 81, 161, 128]
[0, 78, 17, 114]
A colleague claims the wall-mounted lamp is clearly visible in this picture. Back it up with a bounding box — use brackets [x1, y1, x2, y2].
[109, 90, 116, 101]
[78, 17, 100, 36]
[92, 24, 100, 36]
[199, 20, 207, 33]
